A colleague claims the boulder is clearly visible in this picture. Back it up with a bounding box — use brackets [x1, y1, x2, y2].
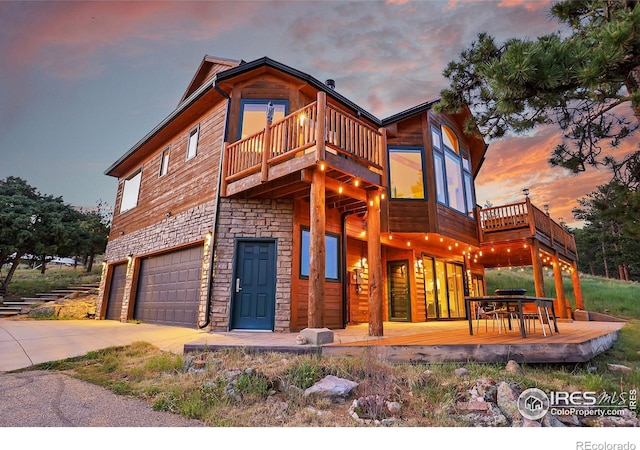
[304, 375, 358, 402]
[299, 328, 334, 345]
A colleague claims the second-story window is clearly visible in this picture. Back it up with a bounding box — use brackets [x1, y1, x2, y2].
[119, 168, 142, 213]
[186, 125, 199, 160]
[388, 147, 426, 199]
[239, 100, 288, 139]
[159, 146, 170, 177]
[432, 124, 475, 217]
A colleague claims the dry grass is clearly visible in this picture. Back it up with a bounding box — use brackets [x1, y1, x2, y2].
[25, 332, 639, 427]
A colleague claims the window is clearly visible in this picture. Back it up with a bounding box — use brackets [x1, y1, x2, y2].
[389, 147, 425, 199]
[432, 124, 475, 217]
[300, 228, 340, 281]
[120, 169, 142, 213]
[239, 100, 288, 139]
[159, 147, 170, 177]
[186, 125, 199, 160]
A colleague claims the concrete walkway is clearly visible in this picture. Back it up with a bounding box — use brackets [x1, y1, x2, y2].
[0, 319, 208, 372]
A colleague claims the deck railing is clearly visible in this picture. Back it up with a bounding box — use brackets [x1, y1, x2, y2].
[223, 92, 384, 186]
[479, 200, 577, 256]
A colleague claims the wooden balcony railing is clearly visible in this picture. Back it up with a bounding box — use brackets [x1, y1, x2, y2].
[222, 92, 385, 191]
[478, 200, 577, 257]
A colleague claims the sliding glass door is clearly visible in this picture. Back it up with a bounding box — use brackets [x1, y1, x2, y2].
[423, 256, 467, 319]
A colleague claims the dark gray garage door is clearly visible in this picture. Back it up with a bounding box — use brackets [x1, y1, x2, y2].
[106, 263, 127, 320]
[134, 246, 203, 327]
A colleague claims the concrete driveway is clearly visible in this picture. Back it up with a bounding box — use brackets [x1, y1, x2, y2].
[0, 319, 209, 372]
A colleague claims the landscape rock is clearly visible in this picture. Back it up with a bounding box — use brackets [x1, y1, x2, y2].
[454, 367, 469, 377]
[295, 335, 307, 345]
[521, 417, 542, 427]
[505, 360, 521, 375]
[542, 413, 568, 427]
[607, 363, 632, 374]
[304, 375, 358, 402]
[386, 401, 402, 416]
[496, 381, 520, 422]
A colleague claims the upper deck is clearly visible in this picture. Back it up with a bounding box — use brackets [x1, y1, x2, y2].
[477, 199, 577, 265]
[221, 92, 386, 216]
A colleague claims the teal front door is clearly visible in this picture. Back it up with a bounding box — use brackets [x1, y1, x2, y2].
[230, 240, 276, 330]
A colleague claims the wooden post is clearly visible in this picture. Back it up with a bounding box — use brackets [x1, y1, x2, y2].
[552, 252, 568, 319]
[526, 197, 535, 237]
[315, 91, 326, 163]
[308, 166, 326, 328]
[571, 261, 584, 309]
[530, 239, 546, 297]
[378, 127, 389, 233]
[367, 190, 383, 336]
[261, 117, 273, 183]
[571, 261, 584, 310]
[220, 142, 230, 197]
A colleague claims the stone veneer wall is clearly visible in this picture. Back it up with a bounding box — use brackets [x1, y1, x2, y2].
[210, 198, 294, 332]
[97, 201, 217, 325]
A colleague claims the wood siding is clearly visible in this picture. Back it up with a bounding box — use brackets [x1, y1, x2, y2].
[110, 101, 227, 238]
[436, 204, 479, 246]
[291, 200, 344, 331]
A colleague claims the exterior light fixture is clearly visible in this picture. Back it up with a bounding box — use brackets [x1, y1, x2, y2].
[523, 188, 530, 198]
[165, 211, 171, 217]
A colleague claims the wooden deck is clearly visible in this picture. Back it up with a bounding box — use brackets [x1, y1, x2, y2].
[185, 320, 626, 364]
[324, 320, 625, 364]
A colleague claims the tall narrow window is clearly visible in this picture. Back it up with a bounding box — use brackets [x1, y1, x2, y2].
[300, 228, 340, 281]
[186, 125, 199, 160]
[239, 100, 288, 139]
[389, 147, 425, 199]
[120, 169, 142, 213]
[432, 123, 475, 217]
[159, 147, 170, 177]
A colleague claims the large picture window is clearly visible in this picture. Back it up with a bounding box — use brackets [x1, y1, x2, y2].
[388, 147, 426, 199]
[300, 228, 340, 281]
[432, 125, 475, 217]
[239, 100, 288, 139]
[120, 168, 142, 213]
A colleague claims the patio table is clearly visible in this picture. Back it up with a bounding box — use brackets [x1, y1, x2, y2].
[465, 295, 559, 338]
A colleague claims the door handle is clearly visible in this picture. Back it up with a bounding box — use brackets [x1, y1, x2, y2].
[235, 278, 242, 293]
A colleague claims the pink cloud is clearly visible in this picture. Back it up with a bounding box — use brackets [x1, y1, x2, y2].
[1, 1, 257, 80]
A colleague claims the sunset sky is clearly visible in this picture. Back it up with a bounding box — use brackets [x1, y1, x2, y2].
[0, 0, 631, 228]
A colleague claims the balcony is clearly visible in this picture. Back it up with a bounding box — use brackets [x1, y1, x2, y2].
[221, 92, 387, 214]
[477, 200, 577, 265]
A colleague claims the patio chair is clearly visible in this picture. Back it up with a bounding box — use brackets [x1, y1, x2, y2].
[476, 302, 502, 334]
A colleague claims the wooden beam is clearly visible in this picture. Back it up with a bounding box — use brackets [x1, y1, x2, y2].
[261, 115, 272, 183]
[308, 167, 326, 328]
[530, 239, 546, 297]
[571, 261, 584, 310]
[367, 190, 383, 336]
[316, 91, 326, 163]
[553, 251, 568, 319]
[220, 142, 230, 197]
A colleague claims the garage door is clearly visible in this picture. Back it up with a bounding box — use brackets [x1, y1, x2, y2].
[134, 246, 203, 327]
[105, 263, 127, 320]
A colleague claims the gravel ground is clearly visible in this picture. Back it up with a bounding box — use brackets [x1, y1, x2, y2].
[0, 370, 204, 427]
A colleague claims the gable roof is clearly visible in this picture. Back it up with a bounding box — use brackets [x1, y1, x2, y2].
[105, 55, 487, 178]
[179, 56, 241, 104]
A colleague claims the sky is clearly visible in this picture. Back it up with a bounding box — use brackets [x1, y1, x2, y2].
[0, 0, 631, 228]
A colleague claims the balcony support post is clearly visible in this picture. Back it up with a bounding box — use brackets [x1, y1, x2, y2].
[220, 142, 230, 197]
[367, 190, 383, 337]
[315, 91, 326, 163]
[308, 166, 326, 328]
[571, 261, 584, 310]
[530, 239, 546, 297]
[553, 251, 569, 319]
[261, 117, 273, 183]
